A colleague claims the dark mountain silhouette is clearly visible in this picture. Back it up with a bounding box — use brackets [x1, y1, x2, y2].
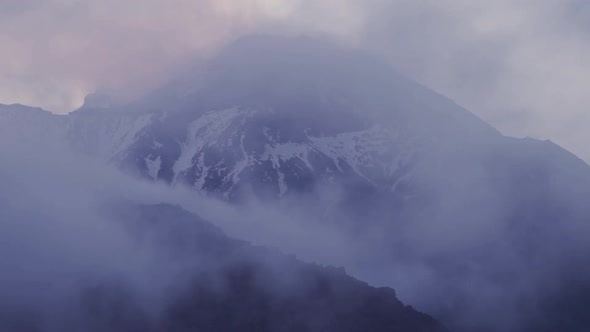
[62, 204, 449, 332]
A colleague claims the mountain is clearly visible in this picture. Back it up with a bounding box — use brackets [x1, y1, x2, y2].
[0, 200, 448, 331]
[2, 35, 590, 331]
[81, 203, 448, 332]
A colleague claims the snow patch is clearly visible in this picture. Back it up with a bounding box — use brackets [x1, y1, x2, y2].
[172, 107, 252, 182]
[145, 156, 162, 180]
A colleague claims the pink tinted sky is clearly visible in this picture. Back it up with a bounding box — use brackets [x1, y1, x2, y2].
[1, 0, 590, 161]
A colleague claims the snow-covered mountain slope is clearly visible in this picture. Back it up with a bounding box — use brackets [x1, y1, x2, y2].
[0, 36, 507, 205]
[113, 106, 418, 202]
[48, 36, 498, 204]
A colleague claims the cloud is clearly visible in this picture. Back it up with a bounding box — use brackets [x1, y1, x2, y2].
[352, 1, 590, 158]
[1, 0, 590, 160]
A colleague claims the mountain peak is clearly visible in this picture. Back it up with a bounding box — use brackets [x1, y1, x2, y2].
[0, 103, 47, 113]
[0, 103, 51, 114]
[75, 92, 115, 112]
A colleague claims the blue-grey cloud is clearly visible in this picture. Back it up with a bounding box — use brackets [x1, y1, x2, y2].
[1, 0, 590, 160]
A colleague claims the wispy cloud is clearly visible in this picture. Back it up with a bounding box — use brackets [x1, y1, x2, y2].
[1, 0, 590, 160]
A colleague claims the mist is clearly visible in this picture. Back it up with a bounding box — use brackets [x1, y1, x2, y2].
[0, 124, 450, 331]
[2, 2, 590, 331]
[2, 0, 590, 161]
[146, 35, 590, 331]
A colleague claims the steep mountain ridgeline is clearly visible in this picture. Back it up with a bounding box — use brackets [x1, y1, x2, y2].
[0, 201, 449, 332]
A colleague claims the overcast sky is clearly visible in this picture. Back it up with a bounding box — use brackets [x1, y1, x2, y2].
[1, 0, 590, 161]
